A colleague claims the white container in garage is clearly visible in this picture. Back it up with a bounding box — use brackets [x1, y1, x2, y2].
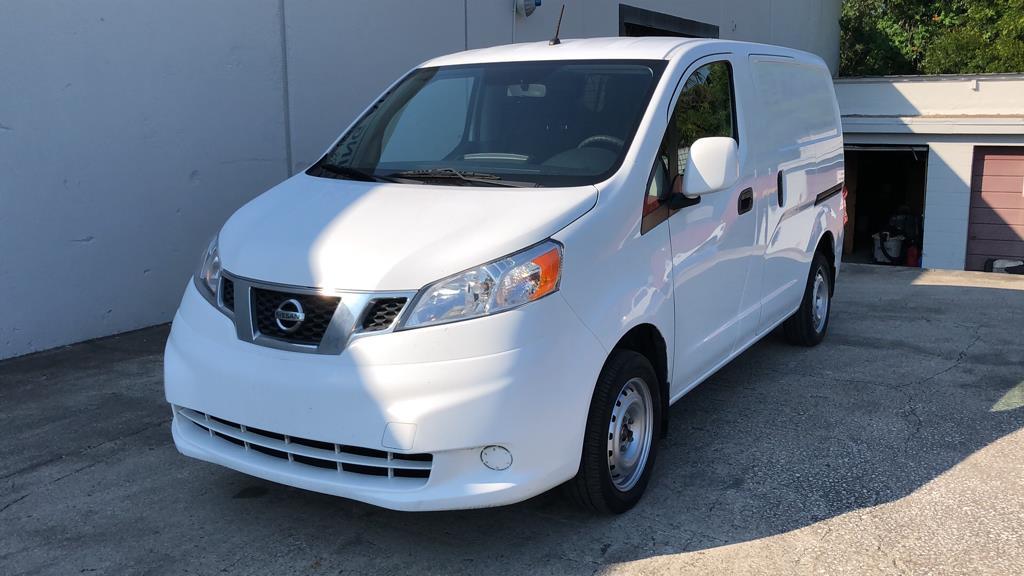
[872, 233, 904, 263]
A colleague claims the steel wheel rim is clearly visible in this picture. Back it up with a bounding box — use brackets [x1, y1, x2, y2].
[812, 270, 829, 333]
[607, 377, 654, 492]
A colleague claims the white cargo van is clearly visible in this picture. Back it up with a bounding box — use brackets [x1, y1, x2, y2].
[166, 38, 845, 513]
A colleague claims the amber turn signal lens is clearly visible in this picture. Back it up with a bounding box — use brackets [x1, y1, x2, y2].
[530, 247, 562, 300]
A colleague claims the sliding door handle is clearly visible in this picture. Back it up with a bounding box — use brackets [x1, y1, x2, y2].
[777, 169, 785, 207]
[738, 188, 753, 215]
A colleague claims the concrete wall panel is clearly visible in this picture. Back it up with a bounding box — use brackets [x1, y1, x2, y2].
[0, 0, 287, 358]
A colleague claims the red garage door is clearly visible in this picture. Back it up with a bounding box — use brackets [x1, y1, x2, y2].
[966, 147, 1024, 271]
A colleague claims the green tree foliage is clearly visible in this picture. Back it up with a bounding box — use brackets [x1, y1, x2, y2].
[840, 0, 1024, 75]
[673, 62, 733, 148]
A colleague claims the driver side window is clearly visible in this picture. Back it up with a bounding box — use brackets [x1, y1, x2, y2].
[641, 60, 736, 234]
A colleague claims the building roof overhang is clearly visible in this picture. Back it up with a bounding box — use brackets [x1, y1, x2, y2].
[842, 114, 1024, 135]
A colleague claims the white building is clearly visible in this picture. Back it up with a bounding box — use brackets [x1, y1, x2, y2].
[834, 75, 1024, 271]
[2, 0, 843, 359]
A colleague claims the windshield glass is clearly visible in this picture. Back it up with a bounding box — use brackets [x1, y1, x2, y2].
[310, 60, 666, 187]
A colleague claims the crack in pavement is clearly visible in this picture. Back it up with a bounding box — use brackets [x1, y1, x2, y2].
[0, 419, 167, 482]
[915, 326, 983, 388]
[899, 403, 923, 446]
[0, 493, 29, 516]
[48, 461, 100, 485]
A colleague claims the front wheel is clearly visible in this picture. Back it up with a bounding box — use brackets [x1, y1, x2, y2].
[783, 251, 832, 346]
[565, 350, 661, 514]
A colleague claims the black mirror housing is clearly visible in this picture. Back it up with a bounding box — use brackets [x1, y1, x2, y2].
[664, 173, 699, 209]
[667, 192, 701, 210]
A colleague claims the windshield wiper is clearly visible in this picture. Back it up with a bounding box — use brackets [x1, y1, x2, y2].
[389, 168, 536, 188]
[311, 162, 397, 183]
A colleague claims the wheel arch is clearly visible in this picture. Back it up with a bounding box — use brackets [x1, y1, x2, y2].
[611, 323, 670, 437]
[815, 231, 837, 295]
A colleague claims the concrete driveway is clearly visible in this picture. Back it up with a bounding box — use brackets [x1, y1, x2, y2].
[2, 264, 1023, 575]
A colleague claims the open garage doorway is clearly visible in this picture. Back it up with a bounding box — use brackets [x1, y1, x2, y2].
[843, 145, 929, 267]
[618, 5, 719, 38]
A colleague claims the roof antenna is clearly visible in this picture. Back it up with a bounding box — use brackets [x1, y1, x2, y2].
[549, 4, 565, 45]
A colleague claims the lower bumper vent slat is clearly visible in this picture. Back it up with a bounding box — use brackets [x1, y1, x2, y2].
[213, 430, 246, 448]
[249, 443, 289, 460]
[294, 454, 341, 470]
[176, 407, 432, 486]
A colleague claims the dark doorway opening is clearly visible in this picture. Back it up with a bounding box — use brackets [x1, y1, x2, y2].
[843, 146, 929, 267]
[618, 4, 719, 38]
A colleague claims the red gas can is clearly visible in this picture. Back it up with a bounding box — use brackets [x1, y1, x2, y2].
[906, 244, 921, 267]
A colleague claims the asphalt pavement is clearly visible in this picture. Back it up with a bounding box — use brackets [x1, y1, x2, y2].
[2, 264, 1023, 575]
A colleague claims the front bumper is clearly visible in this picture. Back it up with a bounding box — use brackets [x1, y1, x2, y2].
[164, 282, 606, 511]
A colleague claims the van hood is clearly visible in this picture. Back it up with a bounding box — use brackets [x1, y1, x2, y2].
[218, 174, 598, 291]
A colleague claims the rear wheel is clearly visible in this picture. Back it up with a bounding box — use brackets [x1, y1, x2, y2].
[783, 251, 832, 346]
[565, 350, 661, 514]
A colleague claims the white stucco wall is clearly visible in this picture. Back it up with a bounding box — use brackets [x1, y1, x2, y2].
[837, 74, 1024, 118]
[0, 0, 840, 359]
[921, 141, 976, 270]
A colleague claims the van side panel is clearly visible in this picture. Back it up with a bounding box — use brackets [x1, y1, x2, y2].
[747, 56, 844, 335]
[729, 56, 767, 348]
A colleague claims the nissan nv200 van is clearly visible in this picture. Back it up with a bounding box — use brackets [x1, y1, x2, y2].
[166, 37, 845, 513]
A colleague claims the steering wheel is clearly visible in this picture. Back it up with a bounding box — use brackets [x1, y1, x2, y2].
[577, 134, 625, 151]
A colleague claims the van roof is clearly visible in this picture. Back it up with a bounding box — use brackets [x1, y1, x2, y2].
[422, 37, 824, 68]
[423, 37, 707, 66]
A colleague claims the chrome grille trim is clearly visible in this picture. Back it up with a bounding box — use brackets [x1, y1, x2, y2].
[220, 271, 415, 355]
[176, 407, 432, 483]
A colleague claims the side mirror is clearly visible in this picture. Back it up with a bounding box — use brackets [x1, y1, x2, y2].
[666, 173, 699, 210]
[681, 137, 739, 197]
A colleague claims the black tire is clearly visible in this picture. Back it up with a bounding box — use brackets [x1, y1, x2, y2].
[783, 251, 832, 347]
[564, 350, 662, 514]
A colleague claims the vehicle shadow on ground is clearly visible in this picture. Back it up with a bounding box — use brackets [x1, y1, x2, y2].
[190, 266, 1023, 573]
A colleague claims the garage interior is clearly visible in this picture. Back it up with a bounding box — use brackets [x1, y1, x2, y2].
[843, 146, 929, 267]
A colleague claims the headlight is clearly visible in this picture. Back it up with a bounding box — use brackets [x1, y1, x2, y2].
[194, 236, 222, 307]
[400, 240, 562, 329]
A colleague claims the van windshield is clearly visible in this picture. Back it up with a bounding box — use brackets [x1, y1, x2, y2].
[310, 60, 666, 188]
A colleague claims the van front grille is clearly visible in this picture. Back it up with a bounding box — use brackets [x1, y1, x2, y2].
[251, 288, 339, 346]
[176, 407, 432, 483]
[360, 298, 407, 332]
[220, 278, 235, 312]
[215, 272, 416, 355]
